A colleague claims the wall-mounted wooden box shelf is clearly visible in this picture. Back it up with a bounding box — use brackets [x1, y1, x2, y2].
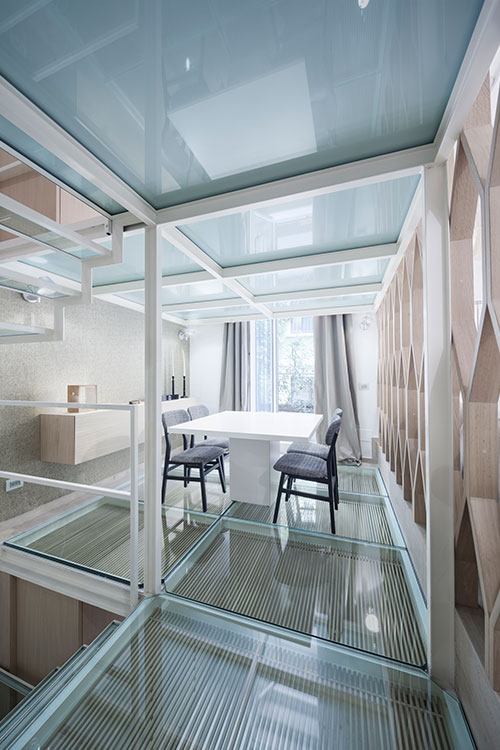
[40, 398, 200, 465]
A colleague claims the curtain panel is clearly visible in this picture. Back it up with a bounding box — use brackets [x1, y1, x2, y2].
[219, 321, 251, 411]
[314, 315, 361, 463]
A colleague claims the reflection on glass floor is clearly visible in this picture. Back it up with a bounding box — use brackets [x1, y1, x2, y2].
[5, 499, 217, 584]
[227, 490, 399, 545]
[167, 518, 426, 667]
[3, 596, 471, 750]
[139, 472, 233, 515]
[338, 465, 387, 496]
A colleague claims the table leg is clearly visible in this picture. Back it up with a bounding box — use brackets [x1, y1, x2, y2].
[229, 438, 281, 506]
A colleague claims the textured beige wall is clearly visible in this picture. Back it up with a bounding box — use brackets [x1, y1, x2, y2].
[0, 288, 190, 521]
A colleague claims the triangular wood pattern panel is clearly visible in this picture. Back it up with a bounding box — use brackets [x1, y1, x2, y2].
[377, 231, 427, 526]
[378, 71, 500, 693]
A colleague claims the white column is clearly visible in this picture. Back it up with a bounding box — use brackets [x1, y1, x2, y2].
[423, 163, 454, 688]
[144, 225, 162, 595]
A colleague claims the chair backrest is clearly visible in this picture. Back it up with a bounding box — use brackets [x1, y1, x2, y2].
[325, 414, 342, 446]
[325, 414, 342, 479]
[162, 409, 189, 433]
[162, 409, 189, 464]
[188, 404, 209, 421]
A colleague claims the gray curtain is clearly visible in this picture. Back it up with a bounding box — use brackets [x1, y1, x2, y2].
[219, 322, 250, 411]
[314, 315, 361, 463]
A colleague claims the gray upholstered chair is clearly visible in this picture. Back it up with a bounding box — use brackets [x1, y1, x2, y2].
[161, 409, 226, 512]
[272, 414, 341, 534]
[286, 407, 342, 507]
[187, 404, 229, 453]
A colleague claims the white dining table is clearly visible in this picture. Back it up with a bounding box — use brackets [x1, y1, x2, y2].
[169, 410, 323, 506]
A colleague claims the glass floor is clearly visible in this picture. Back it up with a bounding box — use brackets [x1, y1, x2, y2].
[5, 499, 217, 585]
[166, 518, 425, 667]
[0, 596, 472, 749]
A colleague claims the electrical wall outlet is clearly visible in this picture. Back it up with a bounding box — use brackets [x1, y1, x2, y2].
[358, 383, 369, 391]
[5, 478, 24, 492]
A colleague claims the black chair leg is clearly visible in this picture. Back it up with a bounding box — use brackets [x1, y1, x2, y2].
[183, 466, 188, 488]
[200, 466, 208, 513]
[161, 458, 169, 504]
[333, 476, 339, 510]
[328, 475, 336, 534]
[273, 473, 286, 523]
[217, 456, 226, 493]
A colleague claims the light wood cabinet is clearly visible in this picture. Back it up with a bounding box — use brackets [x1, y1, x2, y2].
[40, 398, 200, 465]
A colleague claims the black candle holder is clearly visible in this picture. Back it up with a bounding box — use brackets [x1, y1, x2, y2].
[182, 375, 187, 398]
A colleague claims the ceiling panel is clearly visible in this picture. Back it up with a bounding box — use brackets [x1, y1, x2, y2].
[267, 292, 376, 313]
[177, 304, 257, 321]
[179, 176, 418, 267]
[118, 279, 240, 307]
[238, 258, 390, 296]
[19, 230, 201, 283]
[0, 0, 482, 209]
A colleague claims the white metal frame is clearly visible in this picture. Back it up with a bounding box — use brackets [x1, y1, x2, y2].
[0, 400, 140, 611]
[0, 6, 498, 628]
[422, 164, 454, 688]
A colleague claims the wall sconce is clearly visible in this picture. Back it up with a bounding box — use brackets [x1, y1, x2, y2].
[359, 315, 373, 331]
[178, 328, 196, 341]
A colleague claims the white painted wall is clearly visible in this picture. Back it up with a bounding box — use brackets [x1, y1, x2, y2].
[348, 312, 379, 459]
[189, 324, 225, 413]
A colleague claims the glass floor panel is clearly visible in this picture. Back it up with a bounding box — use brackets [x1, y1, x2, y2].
[2, 596, 471, 750]
[5, 499, 217, 585]
[227, 490, 401, 546]
[166, 518, 426, 668]
[338, 465, 388, 496]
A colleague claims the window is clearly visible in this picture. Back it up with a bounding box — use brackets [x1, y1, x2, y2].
[253, 317, 314, 412]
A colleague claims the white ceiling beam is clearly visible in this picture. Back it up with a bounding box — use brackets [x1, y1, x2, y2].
[156, 146, 432, 227]
[93, 245, 396, 296]
[434, 0, 500, 162]
[188, 303, 373, 326]
[0, 75, 156, 225]
[161, 282, 381, 313]
[163, 297, 248, 312]
[162, 227, 273, 319]
[221, 243, 398, 279]
[93, 270, 214, 296]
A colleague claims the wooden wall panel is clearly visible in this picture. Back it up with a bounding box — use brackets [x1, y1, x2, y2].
[0, 575, 123, 685]
[15, 579, 82, 684]
[377, 227, 427, 526]
[379, 71, 500, 696]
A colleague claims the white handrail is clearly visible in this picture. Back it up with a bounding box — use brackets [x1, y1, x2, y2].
[0, 400, 135, 410]
[0, 399, 140, 608]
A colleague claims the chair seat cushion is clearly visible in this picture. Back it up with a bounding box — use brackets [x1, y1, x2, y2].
[287, 441, 328, 460]
[171, 445, 224, 464]
[274, 452, 328, 480]
[198, 438, 229, 450]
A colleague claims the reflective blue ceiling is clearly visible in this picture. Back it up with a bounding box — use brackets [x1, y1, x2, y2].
[180, 176, 419, 267]
[0, 0, 483, 212]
